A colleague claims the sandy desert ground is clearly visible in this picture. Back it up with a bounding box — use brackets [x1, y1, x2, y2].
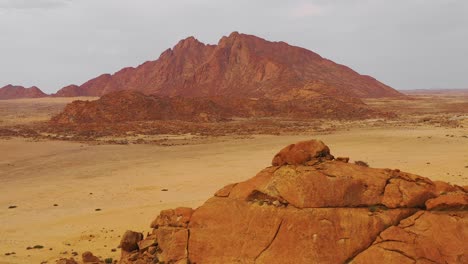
[0, 94, 468, 264]
[0, 97, 98, 126]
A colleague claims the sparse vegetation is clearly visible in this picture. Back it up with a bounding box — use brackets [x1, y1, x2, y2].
[368, 205, 378, 213]
[354, 160, 369, 167]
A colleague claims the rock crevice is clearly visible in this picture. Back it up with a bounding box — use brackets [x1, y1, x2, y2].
[254, 219, 283, 262]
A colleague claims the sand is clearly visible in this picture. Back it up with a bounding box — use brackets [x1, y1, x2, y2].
[0, 97, 97, 126]
[1, 95, 468, 263]
[1, 126, 468, 264]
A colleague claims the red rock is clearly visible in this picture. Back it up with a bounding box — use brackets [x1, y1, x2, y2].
[271, 139, 333, 166]
[81, 251, 101, 263]
[214, 183, 237, 197]
[188, 197, 416, 263]
[53, 85, 83, 97]
[228, 160, 435, 209]
[137, 235, 157, 252]
[50, 91, 234, 124]
[56, 258, 78, 264]
[119, 230, 143, 252]
[0, 84, 47, 100]
[381, 171, 436, 208]
[352, 211, 468, 264]
[150, 207, 194, 229]
[115, 140, 467, 264]
[336, 157, 350, 163]
[50, 90, 391, 127]
[154, 227, 188, 263]
[425, 192, 468, 210]
[272, 140, 333, 166]
[432, 180, 465, 195]
[53, 32, 403, 100]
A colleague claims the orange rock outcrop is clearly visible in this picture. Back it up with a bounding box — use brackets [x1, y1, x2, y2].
[115, 140, 467, 264]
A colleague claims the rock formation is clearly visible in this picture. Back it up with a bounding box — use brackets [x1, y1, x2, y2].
[0, 84, 47, 100]
[50, 90, 392, 126]
[115, 140, 467, 264]
[54, 32, 403, 99]
[50, 90, 233, 123]
[81, 251, 102, 263]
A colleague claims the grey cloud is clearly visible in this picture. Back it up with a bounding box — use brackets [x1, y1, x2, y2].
[0, 0, 70, 9]
[0, 0, 467, 93]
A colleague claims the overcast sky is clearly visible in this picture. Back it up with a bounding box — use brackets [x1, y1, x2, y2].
[1, 0, 467, 93]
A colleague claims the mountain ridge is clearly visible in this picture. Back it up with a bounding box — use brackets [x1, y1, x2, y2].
[54, 32, 403, 99]
[0, 84, 47, 100]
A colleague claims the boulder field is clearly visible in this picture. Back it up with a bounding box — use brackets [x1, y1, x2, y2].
[74, 140, 468, 264]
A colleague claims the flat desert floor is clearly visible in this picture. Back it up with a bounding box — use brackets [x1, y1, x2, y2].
[1, 95, 468, 263]
[0, 97, 98, 126]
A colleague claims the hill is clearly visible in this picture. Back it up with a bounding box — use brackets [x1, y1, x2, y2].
[0, 85, 47, 100]
[51, 90, 392, 126]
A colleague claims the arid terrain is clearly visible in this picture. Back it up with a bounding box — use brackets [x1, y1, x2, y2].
[0, 97, 98, 126]
[0, 90, 467, 263]
[2, 0, 468, 260]
[0, 32, 467, 263]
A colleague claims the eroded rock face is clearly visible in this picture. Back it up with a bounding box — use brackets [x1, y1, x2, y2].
[187, 198, 416, 263]
[425, 192, 468, 211]
[351, 211, 468, 264]
[116, 140, 467, 264]
[150, 207, 194, 229]
[271, 140, 333, 166]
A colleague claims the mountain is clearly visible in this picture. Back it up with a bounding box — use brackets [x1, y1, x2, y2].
[54, 32, 402, 99]
[0, 85, 47, 100]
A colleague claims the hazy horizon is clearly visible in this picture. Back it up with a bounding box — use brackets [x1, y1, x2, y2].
[1, 0, 467, 93]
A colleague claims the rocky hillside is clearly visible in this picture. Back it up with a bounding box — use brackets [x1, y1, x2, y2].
[51, 90, 233, 123]
[54, 32, 402, 99]
[75, 140, 465, 264]
[0, 85, 47, 100]
[50, 90, 393, 125]
[53, 85, 82, 97]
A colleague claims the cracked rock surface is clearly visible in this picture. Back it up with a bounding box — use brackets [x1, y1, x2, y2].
[351, 211, 468, 264]
[116, 140, 468, 264]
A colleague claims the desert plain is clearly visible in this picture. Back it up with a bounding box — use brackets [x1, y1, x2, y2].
[0, 91, 467, 264]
